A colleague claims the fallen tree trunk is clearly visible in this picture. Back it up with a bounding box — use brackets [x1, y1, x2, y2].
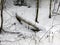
[16, 13, 45, 31]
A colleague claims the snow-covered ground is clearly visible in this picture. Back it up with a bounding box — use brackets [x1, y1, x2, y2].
[0, 0, 60, 45]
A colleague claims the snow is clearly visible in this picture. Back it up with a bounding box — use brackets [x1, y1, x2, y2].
[0, 0, 60, 45]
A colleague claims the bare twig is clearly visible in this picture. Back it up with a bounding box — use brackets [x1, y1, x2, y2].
[39, 15, 60, 42]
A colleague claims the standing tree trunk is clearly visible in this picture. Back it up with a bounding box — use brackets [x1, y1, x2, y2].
[35, 0, 39, 22]
[49, 0, 52, 18]
[57, 2, 60, 12]
[0, 0, 4, 33]
[52, 0, 58, 12]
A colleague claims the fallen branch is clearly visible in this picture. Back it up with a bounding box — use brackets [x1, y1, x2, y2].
[0, 27, 20, 34]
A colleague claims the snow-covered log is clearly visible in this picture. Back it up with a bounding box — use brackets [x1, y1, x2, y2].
[16, 13, 46, 32]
